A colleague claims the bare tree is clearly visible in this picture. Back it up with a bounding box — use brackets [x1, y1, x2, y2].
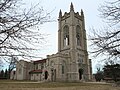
[7, 56, 17, 78]
[0, 0, 51, 61]
[90, 0, 120, 61]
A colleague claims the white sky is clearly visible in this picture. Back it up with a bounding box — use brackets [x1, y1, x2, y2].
[25, 0, 107, 73]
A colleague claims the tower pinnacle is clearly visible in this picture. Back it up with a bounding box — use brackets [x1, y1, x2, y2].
[81, 9, 84, 16]
[59, 9, 62, 18]
[70, 2, 74, 11]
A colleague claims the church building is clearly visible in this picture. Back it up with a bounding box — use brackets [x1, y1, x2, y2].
[15, 3, 92, 82]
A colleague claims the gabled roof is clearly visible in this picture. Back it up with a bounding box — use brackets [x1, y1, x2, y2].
[34, 59, 46, 64]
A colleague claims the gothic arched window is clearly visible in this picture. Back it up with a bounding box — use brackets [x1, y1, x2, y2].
[61, 60, 66, 74]
[50, 61, 54, 67]
[76, 25, 81, 46]
[63, 25, 69, 46]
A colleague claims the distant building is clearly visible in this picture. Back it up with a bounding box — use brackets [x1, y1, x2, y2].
[15, 3, 92, 82]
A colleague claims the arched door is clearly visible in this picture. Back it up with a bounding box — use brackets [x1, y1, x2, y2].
[79, 69, 83, 80]
[45, 71, 48, 80]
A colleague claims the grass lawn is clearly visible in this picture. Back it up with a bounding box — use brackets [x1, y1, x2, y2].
[0, 80, 119, 90]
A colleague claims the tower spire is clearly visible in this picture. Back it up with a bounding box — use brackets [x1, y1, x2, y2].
[70, 2, 74, 11]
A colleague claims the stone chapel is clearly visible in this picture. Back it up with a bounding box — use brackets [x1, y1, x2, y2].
[15, 3, 92, 82]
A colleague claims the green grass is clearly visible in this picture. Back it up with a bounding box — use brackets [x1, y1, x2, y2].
[0, 80, 119, 90]
[0, 81, 93, 88]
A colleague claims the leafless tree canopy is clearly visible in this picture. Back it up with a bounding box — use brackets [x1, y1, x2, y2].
[0, 0, 51, 60]
[90, 0, 120, 61]
[99, 0, 120, 25]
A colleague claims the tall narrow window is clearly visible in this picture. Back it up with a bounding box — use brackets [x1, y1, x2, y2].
[41, 63, 44, 69]
[62, 65, 64, 74]
[35, 64, 38, 70]
[61, 61, 66, 74]
[76, 25, 81, 46]
[50, 61, 54, 67]
[19, 68, 22, 74]
[63, 25, 69, 46]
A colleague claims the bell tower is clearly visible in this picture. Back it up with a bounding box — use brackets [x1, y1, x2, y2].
[58, 3, 92, 81]
[58, 3, 87, 53]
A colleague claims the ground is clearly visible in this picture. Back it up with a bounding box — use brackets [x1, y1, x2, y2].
[0, 80, 119, 90]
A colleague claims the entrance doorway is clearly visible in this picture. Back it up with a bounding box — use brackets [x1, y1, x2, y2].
[45, 71, 48, 80]
[79, 69, 83, 80]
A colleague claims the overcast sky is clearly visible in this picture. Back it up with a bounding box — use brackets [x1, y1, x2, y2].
[25, 0, 106, 73]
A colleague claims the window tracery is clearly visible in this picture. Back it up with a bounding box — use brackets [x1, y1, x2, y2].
[63, 25, 69, 46]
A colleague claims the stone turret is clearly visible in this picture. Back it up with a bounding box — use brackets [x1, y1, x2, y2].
[70, 2, 74, 11]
